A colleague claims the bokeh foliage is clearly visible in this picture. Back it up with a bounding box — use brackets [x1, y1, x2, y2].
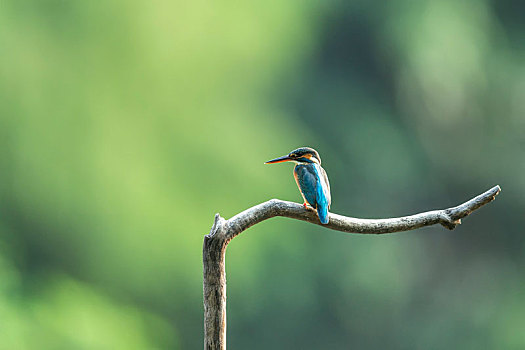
[0, 0, 524, 349]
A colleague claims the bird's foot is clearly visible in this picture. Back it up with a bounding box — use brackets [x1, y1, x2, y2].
[303, 202, 315, 211]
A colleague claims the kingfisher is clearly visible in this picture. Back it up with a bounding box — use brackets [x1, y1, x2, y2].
[265, 147, 331, 224]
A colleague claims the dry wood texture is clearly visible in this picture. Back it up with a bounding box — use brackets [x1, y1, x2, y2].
[203, 185, 501, 349]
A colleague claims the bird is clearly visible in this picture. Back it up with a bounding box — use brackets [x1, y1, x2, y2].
[265, 147, 331, 224]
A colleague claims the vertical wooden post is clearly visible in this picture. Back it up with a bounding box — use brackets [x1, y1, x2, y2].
[203, 215, 228, 350]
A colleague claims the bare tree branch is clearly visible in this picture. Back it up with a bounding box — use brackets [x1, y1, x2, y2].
[203, 185, 501, 350]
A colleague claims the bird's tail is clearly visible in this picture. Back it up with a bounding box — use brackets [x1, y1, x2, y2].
[317, 204, 329, 224]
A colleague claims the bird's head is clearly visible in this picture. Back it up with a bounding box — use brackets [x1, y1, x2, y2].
[265, 147, 321, 165]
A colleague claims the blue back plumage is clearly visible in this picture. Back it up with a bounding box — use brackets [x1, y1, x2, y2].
[315, 183, 329, 224]
[313, 164, 330, 224]
[294, 163, 331, 224]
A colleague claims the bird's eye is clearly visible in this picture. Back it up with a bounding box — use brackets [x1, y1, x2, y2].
[289, 153, 297, 157]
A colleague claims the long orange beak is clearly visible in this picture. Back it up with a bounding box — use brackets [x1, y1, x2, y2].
[265, 155, 293, 164]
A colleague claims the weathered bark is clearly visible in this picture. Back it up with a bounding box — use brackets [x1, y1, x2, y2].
[203, 185, 501, 350]
[203, 216, 227, 350]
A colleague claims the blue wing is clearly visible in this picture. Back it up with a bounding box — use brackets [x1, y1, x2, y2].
[294, 164, 318, 208]
[313, 164, 330, 224]
[294, 164, 331, 224]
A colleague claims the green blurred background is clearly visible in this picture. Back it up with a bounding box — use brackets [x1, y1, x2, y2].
[0, 0, 524, 349]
